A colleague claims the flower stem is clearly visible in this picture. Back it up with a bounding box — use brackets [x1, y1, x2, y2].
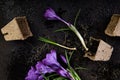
[69, 24, 88, 51]
[57, 16, 70, 26]
[65, 51, 81, 80]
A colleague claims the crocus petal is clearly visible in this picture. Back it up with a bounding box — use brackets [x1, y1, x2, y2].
[50, 66, 70, 78]
[60, 55, 67, 64]
[25, 67, 39, 80]
[44, 8, 70, 26]
[57, 69, 69, 77]
[44, 8, 59, 20]
[35, 61, 54, 74]
[42, 50, 60, 66]
[38, 75, 44, 80]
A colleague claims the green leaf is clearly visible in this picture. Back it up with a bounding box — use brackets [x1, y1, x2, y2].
[75, 66, 87, 70]
[69, 24, 88, 51]
[65, 51, 81, 80]
[43, 74, 49, 80]
[54, 28, 70, 32]
[65, 51, 71, 68]
[39, 37, 57, 46]
[39, 37, 76, 50]
[68, 51, 74, 62]
[74, 9, 81, 26]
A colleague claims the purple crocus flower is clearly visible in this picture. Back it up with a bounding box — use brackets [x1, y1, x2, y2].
[25, 50, 72, 80]
[44, 8, 70, 26]
[42, 50, 72, 79]
[44, 8, 58, 20]
[25, 62, 54, 80]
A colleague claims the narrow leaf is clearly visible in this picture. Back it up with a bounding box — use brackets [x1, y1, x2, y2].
[54, 28, 70, 32]
[74, 9, 81, 26]
[39, 37, 76, 50]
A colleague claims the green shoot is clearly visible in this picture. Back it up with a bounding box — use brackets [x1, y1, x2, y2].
[68, 51, 74, 62]
[65, 50, 71, 68]
[65, 51, 81, 80]
[43, 74, 49, 80]
[39, 37, 76, 51]
[54, 28, 70, 32]
[69, 24, 88, 51]
[75, 66, 87, 70]
[71, 9, 88, 51]
[74, 9, 81, 26]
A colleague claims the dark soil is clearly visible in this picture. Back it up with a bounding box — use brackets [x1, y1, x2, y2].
[0, 0, 120, 80]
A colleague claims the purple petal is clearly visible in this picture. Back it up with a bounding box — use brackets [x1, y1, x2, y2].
[60, 55, 67, 64]
[44, 8, 59, 20]
[42, 50, 72, 79]
[38, 75, 44, 80]
[42, 50, 60, 66]
[25, 67, 39, 80]
[57, 69, 69, 77]
[35, 61, 54, 74]
[44, 8, 70, 26]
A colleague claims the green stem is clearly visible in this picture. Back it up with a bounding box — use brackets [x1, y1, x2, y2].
[68, 51, 74, 61]
[39, 37, 76, 51]
[65, 51, 81, 80]
[74, 9, 81, 26]
[69, 24, 88, 51]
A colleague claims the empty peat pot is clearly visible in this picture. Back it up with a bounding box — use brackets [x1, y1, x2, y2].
[84, 38, 113, 61]
[1, 16, 33, 41]
[105, 14, 120, 37]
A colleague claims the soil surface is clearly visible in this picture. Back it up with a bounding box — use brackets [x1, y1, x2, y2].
[0, 0, 120, 80]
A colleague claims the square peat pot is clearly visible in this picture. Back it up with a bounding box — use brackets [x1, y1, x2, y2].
[84, 38, 113, 61]
[105, 14, 120, 37]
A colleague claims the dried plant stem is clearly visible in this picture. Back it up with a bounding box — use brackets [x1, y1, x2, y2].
[57, 43, 76, 50]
